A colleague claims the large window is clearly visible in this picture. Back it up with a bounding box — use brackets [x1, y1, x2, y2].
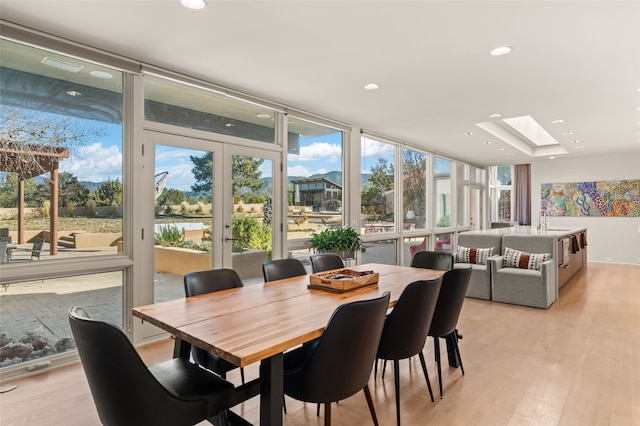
[0, 38, 126, 370]
[361, 137, 395, 234]
[434, 157, 452, 228]
[286, 117, 343, 242]
[402, 149, 428, 230]
[490, 165, 513, 222]
[1, 39, 124, 258]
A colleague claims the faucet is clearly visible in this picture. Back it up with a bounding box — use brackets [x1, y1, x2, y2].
[538, 209, 548, 230]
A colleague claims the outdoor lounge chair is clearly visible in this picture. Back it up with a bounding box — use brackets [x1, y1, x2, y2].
[9, 237, 45, 261]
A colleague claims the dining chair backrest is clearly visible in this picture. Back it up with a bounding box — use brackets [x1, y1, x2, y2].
[284, 292, 390, 403]
[428, 266, 472, 338]
[184, 268, 244, 297]
[310, 253, 345, 273]
[262, 258, 307, 282]
[68, 306, 234, 426]
[183, 268, 246, 381]
[411, 250, 455, 271]
[377, 277, 443, 360]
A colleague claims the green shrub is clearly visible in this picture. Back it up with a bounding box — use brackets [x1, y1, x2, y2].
[86, 200, 96, 217]
[436, 214, 451, 228]
[180, 201, 191, 214]
[65, 202, 75, 217]
[232, 215, 271, 256]
[41, 200, 50, 218]
[154, 225, 182, 247]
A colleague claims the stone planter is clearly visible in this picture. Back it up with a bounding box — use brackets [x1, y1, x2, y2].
[154, 246, 267, 280]
[154, 246, 210, 276]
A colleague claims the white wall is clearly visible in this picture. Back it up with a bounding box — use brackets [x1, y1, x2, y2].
[531, 152, 640, 264]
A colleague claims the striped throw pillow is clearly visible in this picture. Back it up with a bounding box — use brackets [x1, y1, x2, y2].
[456, 246, 494, 265]
[503, 247, 550, 270]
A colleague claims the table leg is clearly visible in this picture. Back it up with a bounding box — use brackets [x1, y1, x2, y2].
[259, 353, 284, 426]
[445, 330, 459, 368]
[172, 336, 191, 359]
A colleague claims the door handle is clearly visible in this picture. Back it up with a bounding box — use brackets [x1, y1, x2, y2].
[224, 237, 238, 242]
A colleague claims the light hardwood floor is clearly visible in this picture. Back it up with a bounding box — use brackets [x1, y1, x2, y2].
[1, 262, 639, 425]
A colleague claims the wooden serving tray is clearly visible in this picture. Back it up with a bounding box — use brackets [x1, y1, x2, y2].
[309, 269, 379, 293]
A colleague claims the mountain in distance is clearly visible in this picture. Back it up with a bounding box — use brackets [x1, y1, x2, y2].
[13, 175, 102, 193]
[79, 181, 101, 192]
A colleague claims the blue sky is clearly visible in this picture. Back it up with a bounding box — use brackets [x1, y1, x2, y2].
[58, 121, 124, 183]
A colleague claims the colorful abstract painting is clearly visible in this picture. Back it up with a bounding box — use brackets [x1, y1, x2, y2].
[541, 180, 640, 217]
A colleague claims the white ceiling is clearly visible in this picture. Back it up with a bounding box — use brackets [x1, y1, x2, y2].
[1, 0, 639, 167]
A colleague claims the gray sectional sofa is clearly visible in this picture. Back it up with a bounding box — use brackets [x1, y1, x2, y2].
[455, 231, 558, 309]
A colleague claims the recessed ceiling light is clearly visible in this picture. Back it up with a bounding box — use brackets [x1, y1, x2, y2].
[364, 83, 380, 90]
[497, 148, 505, 151]
[225, 123, 235, 127]
[181, 0, 206, 9]
[562, 131, 575, 135]
[89, 70, 113, 79]
[549, 156, 555, 160]
[489, 113, 502, 119]
[66, 90, 82, 97]
[483, 141, 492, 145]
[575, 146, 585, 149]
[571, 139, 581, 143]
[41, 57, 83, 73]
[490, 46, 512, 56]
[506, 152, 515, 156]
[463, 132, 473, 136]
[551, 119, 565, 124]
[256, 113, 271, 119]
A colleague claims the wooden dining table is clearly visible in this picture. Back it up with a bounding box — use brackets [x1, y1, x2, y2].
[133, 263, 445, 426]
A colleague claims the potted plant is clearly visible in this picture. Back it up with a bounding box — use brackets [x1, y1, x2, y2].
[308, 226, 365, 260]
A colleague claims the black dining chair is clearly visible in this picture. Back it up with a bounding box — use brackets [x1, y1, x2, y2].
[411, 250, 454, 271]
[68, 306, 235, 426]
[184, 268, 246, 384]
[262, 258, 307, 282]
[283, 292, 391, 426]
[261, 258, 309, 414]
[310, 253, 345, 273]
[375, 277, 443, 425]
[428, 265, 472, 398]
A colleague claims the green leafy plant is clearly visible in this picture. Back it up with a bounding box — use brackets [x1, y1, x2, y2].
[308, 226, 365, 257]
[154, 224, 182, 247]
[232, 215, 272, 257]
[436, 213, 451, 228]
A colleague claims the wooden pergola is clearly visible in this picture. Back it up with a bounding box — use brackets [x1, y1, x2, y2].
[0, 142, 69, 255]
